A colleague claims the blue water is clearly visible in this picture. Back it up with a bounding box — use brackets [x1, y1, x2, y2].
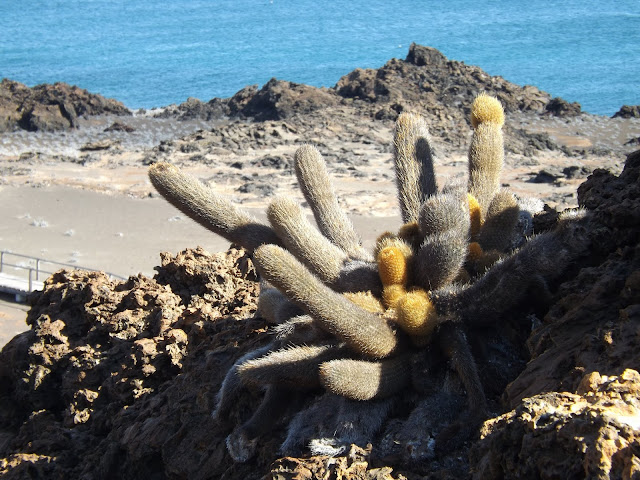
[1, 1, 638, 116]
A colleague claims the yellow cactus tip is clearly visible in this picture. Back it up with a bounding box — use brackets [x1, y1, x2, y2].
[468, 193, 482, 236]
[377, 246, 408, 286]
[382, 284, 406, 310]
[471, 93, 505, 128]
[395, 289, 438, 337]
[467, 242, 484, 262]
[395, 111, 419, 127]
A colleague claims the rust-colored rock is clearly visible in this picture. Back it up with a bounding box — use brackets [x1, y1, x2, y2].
[471, 370, 640, 480]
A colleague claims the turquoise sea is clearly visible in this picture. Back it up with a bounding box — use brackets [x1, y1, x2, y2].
[1, 0, 638, 116]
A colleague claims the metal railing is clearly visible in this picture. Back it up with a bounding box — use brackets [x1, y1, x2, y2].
[0, 250, 127, 294]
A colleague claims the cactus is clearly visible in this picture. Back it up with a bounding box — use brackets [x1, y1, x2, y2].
[294, 145, 371, 261]
[149, 93, 593, 462]
[252, 244, 398, 359]
[477, 189, 520, 252]
[238, 343, 346, 389]
[267, 196, 347, 285]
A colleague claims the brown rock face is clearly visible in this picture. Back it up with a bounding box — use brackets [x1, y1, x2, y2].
[471, 370, 640, 480]
[0, 247, 262, 479]
[0, 78, 131, 132]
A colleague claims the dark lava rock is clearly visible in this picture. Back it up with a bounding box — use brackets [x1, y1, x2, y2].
[104, 121, 136, 133]
[545, 96, 582, 117]
[0, 78, 131, 132]
[237, 181, 276, 197]
[613, 105, 640, 119]
[334, 43, 551, 116]
[528, 168, 564, 183]
[562, 165, 592, 179]
[153, 96, 229, 121]
[232, 78, 339, 121]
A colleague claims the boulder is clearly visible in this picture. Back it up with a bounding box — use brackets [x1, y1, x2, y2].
[545, 96, 582, 116]
[233, 78, 340, 121]
[613, 104, 640, 119]
[0, 78, 131, 132]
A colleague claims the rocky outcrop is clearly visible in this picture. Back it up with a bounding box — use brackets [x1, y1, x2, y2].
[335, 43, 552, 116]
[156, 43, 566, 132]
[471, 370, 640, 479]
[0, 78, 131, 132]
[229, 78, 340, 121]
[0, 247, 261, 479]
[614, 105, 640, 119]
[545, 96, 582, 116]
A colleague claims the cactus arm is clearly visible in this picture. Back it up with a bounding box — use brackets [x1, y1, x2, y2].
[477, 189, 520, 252]
[393, 112, 437, 224]
[414, 193, 470, 291]
[319, 355, 411, 401]
[257, 287, 304, 324]
[418, 191, 471, 239]
[253, 244, 398, 358]
[226, 385, 300, 463]
[212, 344, 273, 421]
[237, 344, 346, 389]
[294, 145, 370, 261]
[438, 323, 486, 412]
[148, 162, 280, 252]
[267, 196, 348, 285]
[467, 94, 505, 217]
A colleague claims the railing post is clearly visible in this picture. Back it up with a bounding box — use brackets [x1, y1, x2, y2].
[28, 267, 33, 292]
[35, 258, 40, 281]
[0, 251, 4, 273]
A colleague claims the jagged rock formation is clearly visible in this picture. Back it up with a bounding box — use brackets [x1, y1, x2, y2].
[0, 78, 131, 132]
[613, 105, 640, 119]
[0, 150, 639, 478]
[155, 44, 557, 149]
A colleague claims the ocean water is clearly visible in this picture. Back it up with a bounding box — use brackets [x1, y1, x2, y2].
[0, 0, 638, 116]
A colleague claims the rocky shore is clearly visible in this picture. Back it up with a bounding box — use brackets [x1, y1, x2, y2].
[1, 43, 640, 479]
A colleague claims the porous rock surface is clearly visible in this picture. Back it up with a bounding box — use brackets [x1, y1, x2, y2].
[0, 152, 639, 479]
[0, 78, 131, 132]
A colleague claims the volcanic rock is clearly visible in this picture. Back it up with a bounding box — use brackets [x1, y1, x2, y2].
[0, 78, 131, 132]
[545, 96, 582, 116]
[613, 105, 640, 119]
